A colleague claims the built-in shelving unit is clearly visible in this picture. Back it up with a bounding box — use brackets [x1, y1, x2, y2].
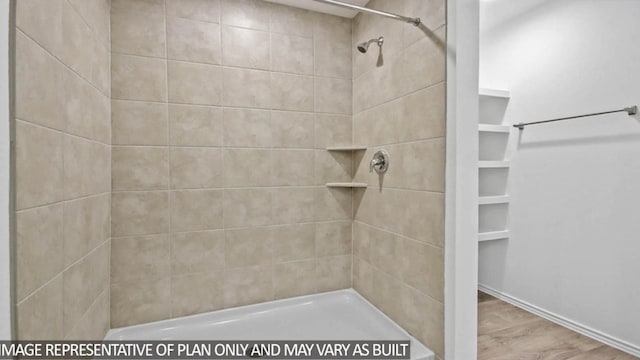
[479, 88, 511, 98]
[326, 146, 367, 151]
[478, 230, 510, 242]
[478, 88, 511, 242]
[326, 182, 368, 188]
[479, 160, 510, 168]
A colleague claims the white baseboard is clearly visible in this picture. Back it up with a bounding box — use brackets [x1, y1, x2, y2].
[478, 284, 640, 358]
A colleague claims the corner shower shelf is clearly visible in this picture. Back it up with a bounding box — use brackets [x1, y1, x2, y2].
[479, 195, 510, 205]
[478, 230, 510, 242]
[479, 88, 511, 99]
[326, 146, 367, 151]
[479, 124, 510, 133]
[326, 182, 368, 188]
[479, 161, 510, 168]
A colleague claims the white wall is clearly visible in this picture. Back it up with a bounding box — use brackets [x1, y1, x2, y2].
[445, 0, 479, 358]
[479, 0, 640, 353]
[0, 0, 11, 341]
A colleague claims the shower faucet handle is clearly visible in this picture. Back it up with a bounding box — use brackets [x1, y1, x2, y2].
[370, 150, 390, 174]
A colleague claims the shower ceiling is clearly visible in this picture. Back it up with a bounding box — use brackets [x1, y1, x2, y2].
[264, 0, 370, 18]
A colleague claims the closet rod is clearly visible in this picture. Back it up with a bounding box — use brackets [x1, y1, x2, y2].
[514, 105, 638, 130]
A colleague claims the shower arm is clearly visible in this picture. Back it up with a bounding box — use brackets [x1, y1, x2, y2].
[311, 0, 421, 26]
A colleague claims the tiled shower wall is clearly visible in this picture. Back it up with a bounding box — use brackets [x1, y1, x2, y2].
[109, 0, 354, 327]
[14, 0, 111, 340]
[351, 0, 446, 358]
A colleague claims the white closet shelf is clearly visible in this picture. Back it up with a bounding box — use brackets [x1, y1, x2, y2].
[478, 230, 509, 242]
[479, 195, 510, 205]
[478, 124, 510, 133]
[479, 161, 510, 168]
[326, 146, 367, 151]
[326, 182, 368, 188]
[479, 88, 511, 99]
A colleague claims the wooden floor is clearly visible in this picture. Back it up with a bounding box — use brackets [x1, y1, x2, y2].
[478, 291, 638, 360]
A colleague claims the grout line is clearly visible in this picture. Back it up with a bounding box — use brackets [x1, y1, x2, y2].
[15, 118, 111, 147]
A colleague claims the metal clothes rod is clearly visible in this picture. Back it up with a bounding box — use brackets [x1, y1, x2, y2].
[514, 105, 638, 130]
[312, 0, 421, 26]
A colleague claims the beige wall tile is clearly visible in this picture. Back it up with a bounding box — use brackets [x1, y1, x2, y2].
[353, 222, 371, 262]
[68, 0, 111, 47]
[171, 148, 223, 189]
[111, 277, 171, 328]
[111, 191, 169, 237]
[169, 105, 223, 146]
[315, 114, 352, 148]
[63, 194, 110, 267]
[112, 100, 169, 146]
[317, 255, 351, 292]
[168, 61, 222, 105]
[64, 69, 111, 144]
[273, 260, 317, 299]
[402, 239, 444, 302]
[271, 111, 314, 148]
[271, 73, 314, 112]
[167, 18, 221, 64]
[111, 0, 166, 57]
[63, 242, 109, 335]
[316, 77, 352, 115]
[112, 54, 167, 102]
[222, 26, 270, 70]
[223, 149, 271, 187]
[316, 221, 352, 257]
[401, 285, 444, 358]
[16, 204, 64, 302]
[112, 146, 169, 191]
[271, 150, 315, 186]
[220, 0, 270, 31]
[225, 227, 273, 268]
[403, 27, 446, 94]
[167, 0, 220, 23]
[353, 257, 373, 299]
[270, 5, 313, 38]
[171, 272, 224, 317]
[224, 265, 273, 308]
[314, 150, 352, 185]
[371, 268, 404, 321]
[271, 33, 313, 75]
[63, 136, 110, 199]
[314, 14, 352, 79]
[370, 228, 403, 278]
[399, 83, 446, 142]
[315, 187, 352, 221]
[60, 1, 95, 87]
[272, 188, 315, 225]
[15, 32, 66, 130]
[222, 68, 272, 108]
[404, 0, 446, 47]
[17, 275, 63, 340]
[64, 288, 109, 340]
[111, 235, 170, 284]
[15, 121, 64, 210]
[223, 189, 272, 228]
[272, 224, 315, 263]
[16, 0, 65, 58]
[171, 190, 224, 232]
[171, 231, 225, 275]
[223, 108, 272, 148]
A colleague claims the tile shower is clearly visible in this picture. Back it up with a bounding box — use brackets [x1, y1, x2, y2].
[12, 0, 446, 358]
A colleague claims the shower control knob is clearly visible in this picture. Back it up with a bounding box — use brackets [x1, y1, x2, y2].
[370, 150, 390, 174]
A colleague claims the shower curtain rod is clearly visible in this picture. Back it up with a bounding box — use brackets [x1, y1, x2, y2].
[514, 105, 638, 130]
[311, 0, 421, 26]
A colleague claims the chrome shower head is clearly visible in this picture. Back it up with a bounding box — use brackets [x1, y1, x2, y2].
[356, 36, 384, 54]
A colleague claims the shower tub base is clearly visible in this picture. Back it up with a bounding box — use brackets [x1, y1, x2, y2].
[105, 289, 434, 360]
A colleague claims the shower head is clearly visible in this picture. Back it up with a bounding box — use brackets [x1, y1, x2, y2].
[356, 36, 384, 54]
